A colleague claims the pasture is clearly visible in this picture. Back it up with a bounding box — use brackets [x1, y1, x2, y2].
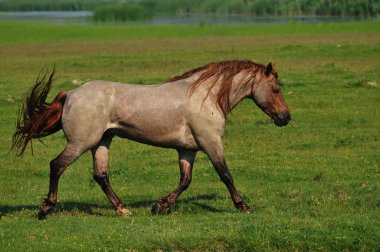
[0, 20, 379, 250]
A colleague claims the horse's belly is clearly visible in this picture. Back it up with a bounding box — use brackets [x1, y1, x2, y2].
[110, 120, 198, 150]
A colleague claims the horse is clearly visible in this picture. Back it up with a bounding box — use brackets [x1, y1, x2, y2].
[12, 60, 291, 219]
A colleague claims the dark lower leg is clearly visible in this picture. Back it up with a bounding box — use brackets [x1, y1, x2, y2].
[152, 151, 195, 214]
[154, 165, 192, 213]
[38, 157, 68, 218]
[38, 145, 83, 219]
[214, 159, 251, 213]
[93, 172, 130, 215]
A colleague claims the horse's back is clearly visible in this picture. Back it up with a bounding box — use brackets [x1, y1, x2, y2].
[61, 80, 199, 150]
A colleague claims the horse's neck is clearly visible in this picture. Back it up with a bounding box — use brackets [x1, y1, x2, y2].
[183, 70, 260, 115]
[227, 72, 256, 111]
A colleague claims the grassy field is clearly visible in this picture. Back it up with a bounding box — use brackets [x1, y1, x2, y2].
[0, 19, 379, 251]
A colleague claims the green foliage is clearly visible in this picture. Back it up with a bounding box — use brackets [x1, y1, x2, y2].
[140, 0, 380, 16]
[92, 3, 153, 22]
[0, 20, 379, 250]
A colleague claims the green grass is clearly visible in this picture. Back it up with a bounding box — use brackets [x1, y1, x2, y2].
[1, 19, 380, 44]
[0, 19, 379, 251]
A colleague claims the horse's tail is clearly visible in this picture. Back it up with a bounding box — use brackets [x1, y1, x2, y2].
[12, 68, 68, 156]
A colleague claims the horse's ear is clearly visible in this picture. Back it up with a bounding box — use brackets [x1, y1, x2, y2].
[265, 62, 273, 77]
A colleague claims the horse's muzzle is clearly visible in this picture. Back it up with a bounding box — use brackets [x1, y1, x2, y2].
[274, 112, 291, 127]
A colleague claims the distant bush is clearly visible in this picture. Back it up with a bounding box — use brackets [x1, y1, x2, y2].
[92, 3, 153, 22]
[139, 0, 380, 17]
[246, 0, 380, 16]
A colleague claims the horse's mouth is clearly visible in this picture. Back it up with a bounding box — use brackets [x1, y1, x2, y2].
[274, 118, 289, 127]
[273, 112, 291, 127]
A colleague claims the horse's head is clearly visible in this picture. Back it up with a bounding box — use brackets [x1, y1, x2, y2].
[251, 63, 291, 127]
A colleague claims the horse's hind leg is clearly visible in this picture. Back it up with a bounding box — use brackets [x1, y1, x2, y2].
[38, 144, 85, 219]
[92, 134, 132, 217]
[152, 150, 196, 215]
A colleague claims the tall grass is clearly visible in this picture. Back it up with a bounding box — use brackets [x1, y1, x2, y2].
[0, 0, 379, 17]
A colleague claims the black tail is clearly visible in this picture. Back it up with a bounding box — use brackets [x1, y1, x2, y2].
[12, 68, 67, 156]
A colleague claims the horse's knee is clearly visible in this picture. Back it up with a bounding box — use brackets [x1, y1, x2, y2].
[213, 159, 235, 185]
[93, 172, 105, 180]
[219, 170, 234, 185]
[93, 171, 109, 184]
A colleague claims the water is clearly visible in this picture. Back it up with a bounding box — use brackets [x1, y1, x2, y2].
[0, 11, 370, 25]
[0, 11, 92, 23]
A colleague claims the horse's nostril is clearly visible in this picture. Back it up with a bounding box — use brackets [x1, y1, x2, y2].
[279, 112, 291, 122]
[274, 112, 291, 126]
[278, 112, 286, 119]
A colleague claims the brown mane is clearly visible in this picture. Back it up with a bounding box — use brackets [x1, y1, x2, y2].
[168, 60, 266, 116]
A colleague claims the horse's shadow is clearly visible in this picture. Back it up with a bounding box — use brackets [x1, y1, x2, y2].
[0, 202, 110, 218]
[129, 193, 223, 213]
[0, 193, 223, 218]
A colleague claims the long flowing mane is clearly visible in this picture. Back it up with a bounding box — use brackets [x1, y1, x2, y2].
[168, 60, 266, 116]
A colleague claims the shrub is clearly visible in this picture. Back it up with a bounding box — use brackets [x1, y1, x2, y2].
[92, 3, 153, 22]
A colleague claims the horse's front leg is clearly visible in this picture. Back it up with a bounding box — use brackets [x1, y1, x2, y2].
[202, 137, 251, 213]
[152, 150, 196, 214]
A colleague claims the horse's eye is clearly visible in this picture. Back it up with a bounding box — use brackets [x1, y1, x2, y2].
[273, 89, 280, 94]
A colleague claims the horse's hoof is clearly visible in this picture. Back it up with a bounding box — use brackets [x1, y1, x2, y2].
[237, 203, 252, 214]
[151, 202, 161, 215]
[243, 208, 252, 214]
[37, 206, 48, 220]
[117, 208, 133, 217]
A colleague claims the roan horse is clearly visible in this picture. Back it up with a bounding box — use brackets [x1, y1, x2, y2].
[12, 60, 290, 219]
